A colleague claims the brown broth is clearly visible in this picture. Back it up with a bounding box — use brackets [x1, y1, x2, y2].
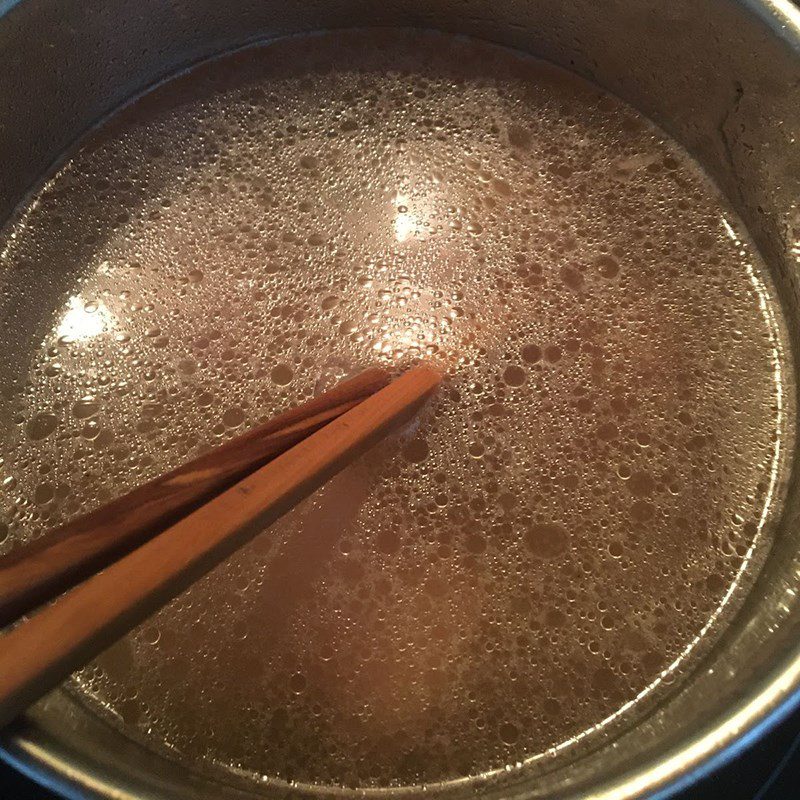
[0, 29, 793, 790]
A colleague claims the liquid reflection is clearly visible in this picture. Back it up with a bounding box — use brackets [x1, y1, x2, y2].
[56, 295, 112, 342]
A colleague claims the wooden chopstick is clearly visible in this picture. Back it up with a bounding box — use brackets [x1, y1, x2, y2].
[0, 366, 441, 729]
[0, 367, 390, 628]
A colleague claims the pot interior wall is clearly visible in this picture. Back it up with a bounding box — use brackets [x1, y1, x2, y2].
[1, 2, 799, 799]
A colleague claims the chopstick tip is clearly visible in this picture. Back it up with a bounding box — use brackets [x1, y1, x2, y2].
[402, 363, 444, 390]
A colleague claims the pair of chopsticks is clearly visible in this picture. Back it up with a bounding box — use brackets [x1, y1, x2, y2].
[0, 365, 441, 728]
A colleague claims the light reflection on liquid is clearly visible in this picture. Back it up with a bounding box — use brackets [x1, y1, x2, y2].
[371, 311, 447, 361]
[56, 295, 112, 342]
[394, 192, 419, 243]
[382, 187, 472, 365]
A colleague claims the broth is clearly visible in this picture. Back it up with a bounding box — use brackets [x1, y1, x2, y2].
[0, 29, 793, 789]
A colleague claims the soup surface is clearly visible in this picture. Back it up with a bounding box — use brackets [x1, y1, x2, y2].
[0, 29, 793, 789]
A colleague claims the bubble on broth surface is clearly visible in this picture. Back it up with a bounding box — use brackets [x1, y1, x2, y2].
[0, 29, 793, 791]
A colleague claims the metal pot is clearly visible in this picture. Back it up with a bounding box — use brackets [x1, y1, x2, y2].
[1, 1, 799, 798]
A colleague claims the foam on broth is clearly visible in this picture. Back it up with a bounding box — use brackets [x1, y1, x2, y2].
[0, 29, 793, 789]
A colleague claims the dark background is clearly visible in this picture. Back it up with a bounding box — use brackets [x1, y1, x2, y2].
[2, 702, 800, 799]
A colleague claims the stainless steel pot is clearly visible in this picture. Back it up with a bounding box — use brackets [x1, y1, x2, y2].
[1, 1, 799, 798]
